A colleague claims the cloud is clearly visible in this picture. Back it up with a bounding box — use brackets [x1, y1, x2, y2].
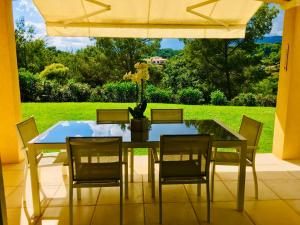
[16, 0, 38, 15]
[46, 37, 94, 51]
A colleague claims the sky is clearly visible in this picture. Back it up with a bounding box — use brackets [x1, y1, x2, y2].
[13, 0, 284, 51]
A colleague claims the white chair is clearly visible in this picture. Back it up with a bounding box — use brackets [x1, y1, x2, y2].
[211, 115, 263, 200]
[16, 117, 68, 202]
[66, 137, 124, 225]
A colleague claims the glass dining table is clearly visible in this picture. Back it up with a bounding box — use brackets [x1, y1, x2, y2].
[27, 119, 247, 217]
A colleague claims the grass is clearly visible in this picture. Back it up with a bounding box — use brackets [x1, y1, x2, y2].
[22, 103, 275, 154]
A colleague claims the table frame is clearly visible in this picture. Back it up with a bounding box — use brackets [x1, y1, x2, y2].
[27, 119, 247, 217]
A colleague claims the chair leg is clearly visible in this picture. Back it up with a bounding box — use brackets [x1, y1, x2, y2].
[22, 163, 29, 203]
[148, 149, 152, 182]
[130, 148, 134, 183]
[252, 164, 258, 199]
[151, 149, 155, 198]
[120, 182, 123, 225]
[197, 184, 201, 196]
[124, 147, 129, 199]
[206, 181, 211, 223]
[77, 188, 81, 200]
[69, 186, 73, 225]
[211, 161, 216, 202]
[159, 181, 162, 224]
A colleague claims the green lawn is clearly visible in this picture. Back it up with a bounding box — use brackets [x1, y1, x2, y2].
[22, 103, 275, 153]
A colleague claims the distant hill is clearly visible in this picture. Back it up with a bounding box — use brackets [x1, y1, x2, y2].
[256, 36, 282, 44]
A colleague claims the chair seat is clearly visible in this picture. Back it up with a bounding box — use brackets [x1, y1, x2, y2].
[214, 152, 252, 166]
[161, 161, 205, 179]
[75, 163, 120, 181]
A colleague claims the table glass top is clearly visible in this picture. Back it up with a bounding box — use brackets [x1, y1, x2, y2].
[32, 120, 239, 144]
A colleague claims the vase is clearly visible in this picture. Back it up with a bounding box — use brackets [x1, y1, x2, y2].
[130, 118, 149, 132]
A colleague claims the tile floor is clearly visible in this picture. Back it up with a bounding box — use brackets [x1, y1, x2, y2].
[2, 153, 300, 225]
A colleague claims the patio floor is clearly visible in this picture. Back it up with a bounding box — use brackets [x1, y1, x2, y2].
[2, 153, 300, 225]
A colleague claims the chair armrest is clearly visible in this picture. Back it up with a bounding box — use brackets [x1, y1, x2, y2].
[151, 148, 160, 163]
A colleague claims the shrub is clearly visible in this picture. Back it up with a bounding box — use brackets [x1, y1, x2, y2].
[210, 90, 227, 105]
[67, 82, 91, 102]
[36, 80, 62, 102]
[231, 93, 257, 106]
[40, 63, 69, 84]
[255, 94, 276, 107]
[19, 68, 39, 102]
[145, 85, 173, 103]
[177, 87, 204, 105]
[89, 86, 104, 102]
[102, 82, 136, 102]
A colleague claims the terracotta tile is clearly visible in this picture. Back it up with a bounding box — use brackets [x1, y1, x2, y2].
[286, 200, 300, 215]
[245, 200, 300, 225]
[223, 180, 279, 200]
[97, 183, 143, 204]
[3, 170, 24, 187]
[5, 185, 59, 208]
[92, 204, 144, 225]
[38, 206, 94, 225]
[263, 179, 300, 199]
[185, 181, 235, 202]
[145, 203, 198, 225]
[193, 202, 254, 225]
[49, 186, 100, 207]
[6, 207, 38, 225]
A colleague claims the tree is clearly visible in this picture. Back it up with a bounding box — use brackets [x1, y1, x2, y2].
[40, 63, 70, 84]
[182, 4, 279, 99]
[95, 38, 161, 73]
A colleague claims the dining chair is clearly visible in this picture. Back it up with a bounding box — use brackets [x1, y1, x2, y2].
[66, 137, 124, 225]
[16, 117, 68, 203]
[152, 134, 213, 224]
[150, 108, 183, 123]
[211, 115, 263, 200]
[96, 109, 132, 182]
[96, 109, 129, 124]
[149, 108, 184, 186]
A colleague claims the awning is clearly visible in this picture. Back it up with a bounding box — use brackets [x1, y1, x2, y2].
[33, 0, 263, 39]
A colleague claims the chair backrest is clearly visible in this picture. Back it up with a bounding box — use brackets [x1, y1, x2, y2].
[160, 134, 212, 178]
[239, 115, 263, 161]
[16, 117, 39, 149]
[151, 109, 183, 123]
[96, 109, 129, 124]
[66, 137, 122, 183]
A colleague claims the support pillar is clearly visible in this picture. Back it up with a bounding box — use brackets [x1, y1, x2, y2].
[273, 6, 300, 159]
[0, 0, 23, 163]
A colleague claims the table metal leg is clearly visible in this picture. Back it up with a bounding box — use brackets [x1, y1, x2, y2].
[130, 148, 134, 183]
[148, 148, 152, 182]
[28, 144, 41, 217]
[237, 140, 247, 211]
[124, 148, 129, 198]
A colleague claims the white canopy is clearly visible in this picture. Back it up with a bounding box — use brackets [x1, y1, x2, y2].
[33, 0, 263, 39]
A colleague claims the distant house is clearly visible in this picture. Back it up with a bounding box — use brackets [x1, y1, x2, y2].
[150, 56, 167, 65]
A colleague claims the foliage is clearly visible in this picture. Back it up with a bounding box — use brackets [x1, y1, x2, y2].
[19, 69, 39, 102]
[182, 4, 279, 99]
[177, 87, 204, 105]
[102, 82, 136, 102]
[210, 90, 228, 105]
[252, 75, 278, 95]
[153, 48, 181, 58]
[145, 85, 173, 103]
[255, 94, 277, 107]
[231, 93, 257, 106]
[89, 87, 104, 102]
[40, 63, 70, 84]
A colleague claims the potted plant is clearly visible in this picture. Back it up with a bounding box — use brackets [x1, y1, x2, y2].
[123, 62, 150, 131]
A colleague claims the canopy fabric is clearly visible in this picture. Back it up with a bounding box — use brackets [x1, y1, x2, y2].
[33, 0, 263, 39]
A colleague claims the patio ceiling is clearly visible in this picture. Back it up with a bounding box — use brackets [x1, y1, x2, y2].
[33, 0, 263, 39]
